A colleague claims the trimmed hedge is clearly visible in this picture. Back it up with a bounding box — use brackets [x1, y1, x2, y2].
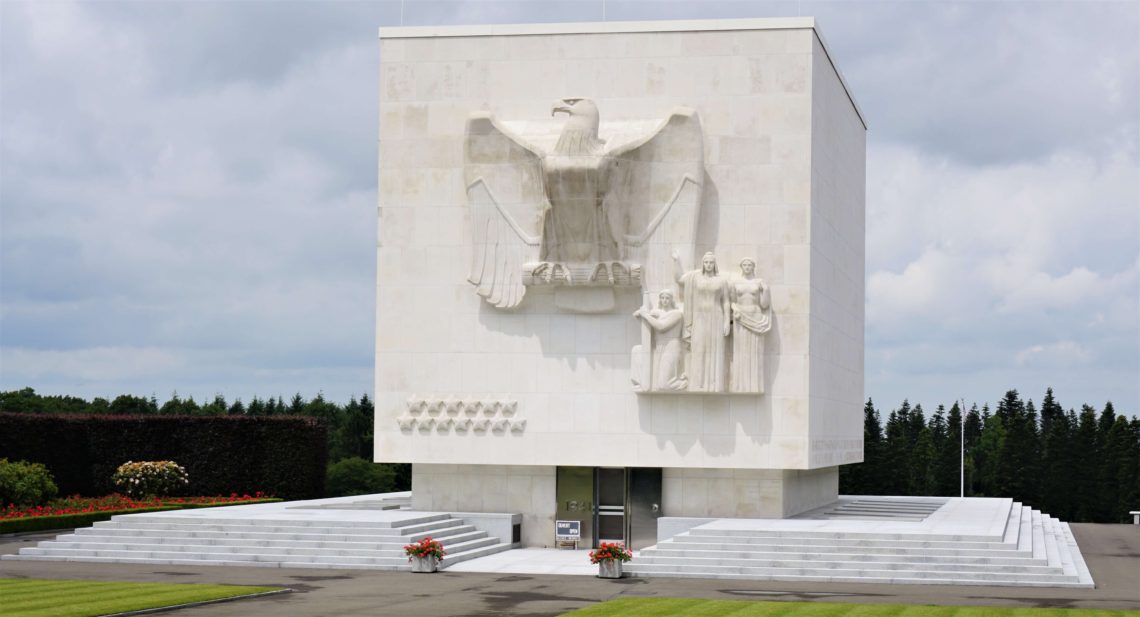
[0, 499, 282, 534]
[0, 414, 326, 500]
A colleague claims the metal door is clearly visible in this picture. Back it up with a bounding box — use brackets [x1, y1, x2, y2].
[594, 467, 626, 545]
[555, 467, 593, 547]
[628, 467, 662, 550]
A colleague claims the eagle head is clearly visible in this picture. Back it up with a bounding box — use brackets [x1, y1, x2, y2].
[551, 97, 602, 155]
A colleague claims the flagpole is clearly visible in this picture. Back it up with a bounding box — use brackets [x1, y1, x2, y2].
[960, 398, 965, 498]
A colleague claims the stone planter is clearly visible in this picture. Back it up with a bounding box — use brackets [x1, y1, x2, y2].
[410, 554, 439, 573]
[597, 559, 623, 579]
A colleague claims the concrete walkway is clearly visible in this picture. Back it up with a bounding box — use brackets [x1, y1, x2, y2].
[444, 548, 601, 576]
[2, 524, 1138, 615]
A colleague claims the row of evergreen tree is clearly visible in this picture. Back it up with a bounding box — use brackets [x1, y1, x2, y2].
[0, 388, 378, 469]
[840, 388, 1139, 524]
[4, 387, 1137, 521]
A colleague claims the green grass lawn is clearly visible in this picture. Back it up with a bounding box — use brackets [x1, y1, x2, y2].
[0, 578, 283, 617]
[563, 598, 1140, 617]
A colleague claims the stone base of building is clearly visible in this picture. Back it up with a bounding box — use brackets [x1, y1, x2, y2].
[411, 463, 838, 548]
[662, 466, 837, 519]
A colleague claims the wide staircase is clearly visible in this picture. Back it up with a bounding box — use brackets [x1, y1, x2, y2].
[7, 512, 510, 570]
[628, 502, 1094, 587]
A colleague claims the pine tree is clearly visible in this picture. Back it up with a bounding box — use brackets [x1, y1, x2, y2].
[1103, 415, 1137, 523]
[997, 397, 1041, 504]
[976, 410, 1006, 497]
[1073, 405, 1100, 521]
[933, 404, 962, 497]
[247, 397, 266, 416]
[1041, 404, 1075, 520]
[1040, 388, 1063, 439]
[963, 404, 983, 495]
[882, 406, 909, 495]
[841, 398, 883, 495]
[909, 403, 927, 445]
[1095, 402, 1120, 521]
[200, 394, 228, 416]
[909, 425, 935, 496]
[160, 392, 183, 415]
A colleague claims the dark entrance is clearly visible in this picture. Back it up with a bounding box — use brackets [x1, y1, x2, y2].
[555, 466, 662, 549]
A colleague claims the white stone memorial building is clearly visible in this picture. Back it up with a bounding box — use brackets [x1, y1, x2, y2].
[375, 17, 866, 548]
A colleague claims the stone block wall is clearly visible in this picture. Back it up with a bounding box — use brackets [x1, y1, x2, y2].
[375, 19, 865, 474]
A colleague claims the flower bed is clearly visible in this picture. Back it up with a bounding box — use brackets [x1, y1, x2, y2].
[0, 492, 279, 534]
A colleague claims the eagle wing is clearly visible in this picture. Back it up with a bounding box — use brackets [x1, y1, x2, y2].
[464, 112, 548, 309]
[603, 108, 704, 295]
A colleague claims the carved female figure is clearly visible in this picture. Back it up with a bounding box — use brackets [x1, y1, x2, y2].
[673, 251, 731, 392]
[633, 289, 687, 391]
[730, 258, 772, 393]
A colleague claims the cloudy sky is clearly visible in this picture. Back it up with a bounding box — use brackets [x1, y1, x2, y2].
[1, 1, 1136, 414]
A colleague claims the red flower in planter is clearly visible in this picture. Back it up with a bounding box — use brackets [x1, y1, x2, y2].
[588, 542, 633, 564]
[403, 537, 446, 561]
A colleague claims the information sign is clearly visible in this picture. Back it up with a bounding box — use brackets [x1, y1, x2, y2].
[556, 520, 583, 547]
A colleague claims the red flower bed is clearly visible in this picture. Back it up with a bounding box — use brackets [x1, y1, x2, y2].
[1, 492, 271, 520]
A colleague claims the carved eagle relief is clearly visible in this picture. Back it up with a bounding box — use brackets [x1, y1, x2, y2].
[464, 98, 704, 310]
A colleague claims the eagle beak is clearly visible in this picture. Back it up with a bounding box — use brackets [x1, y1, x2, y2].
[551, 101, 571, 117]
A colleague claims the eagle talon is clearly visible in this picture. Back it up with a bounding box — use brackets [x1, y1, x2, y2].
[590, 262, 607, 283]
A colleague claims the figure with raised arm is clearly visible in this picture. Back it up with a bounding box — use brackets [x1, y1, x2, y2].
[673, 251, 731, 392]
[633, 289, 688, 391]
[729, 258, 773, 393]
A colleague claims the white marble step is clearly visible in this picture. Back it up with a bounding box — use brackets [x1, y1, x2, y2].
[1001, 502, 1024, 545]
[668, 534, 1017, 551]
[18, 547, 409, 565]
[629, 503, 1094, 588]
[641, 547, 1047, 566]
[108, 513, 451, 528]
[624, 563, 1080, 584]
[1059, 522, 1094, 586]
[10, 540, 513, 571]
[4, 513, 517, 572]
[18, 535, 498, 564]
[441, 542, 516, 568]
[7, 553, 414, 570]
[71, 523, 477, 543]
[54, 530, 487, 551]
[627, 555, 1061, 574]
[31, 535, 500, 558]
[685, 528, 1001, 543]
[90, 517, 462, 536]
[623, 568, 1089, 587]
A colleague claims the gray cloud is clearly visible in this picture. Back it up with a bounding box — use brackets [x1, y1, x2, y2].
[1, 1, 1136, 413]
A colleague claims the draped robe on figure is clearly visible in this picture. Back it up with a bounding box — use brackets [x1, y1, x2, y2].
[680, 270, 730, 392]
[729, 277, 772, 393]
